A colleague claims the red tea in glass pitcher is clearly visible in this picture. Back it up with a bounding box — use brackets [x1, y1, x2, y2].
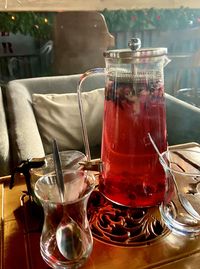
[100, 77, 167, 207]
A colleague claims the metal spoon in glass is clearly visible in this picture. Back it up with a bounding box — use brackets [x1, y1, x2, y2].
[52, 139, 85, 260]
[148, 133, 200, 221]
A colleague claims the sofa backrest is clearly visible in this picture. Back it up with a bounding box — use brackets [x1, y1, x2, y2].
[52, 11, 115, 75]
[166, 93, 200, 145]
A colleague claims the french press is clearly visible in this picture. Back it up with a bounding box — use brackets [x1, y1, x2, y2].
[78, 38, 170, 208]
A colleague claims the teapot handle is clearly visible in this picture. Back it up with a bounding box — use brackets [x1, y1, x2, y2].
[77, 68, 105, 161]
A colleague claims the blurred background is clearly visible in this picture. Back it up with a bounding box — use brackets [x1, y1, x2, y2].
[1, 3, 200, 101]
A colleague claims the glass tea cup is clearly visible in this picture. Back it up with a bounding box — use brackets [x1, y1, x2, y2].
[30, 150, 86, 203]
[34, 169, 95, 269]
[159, 148, 200, 237]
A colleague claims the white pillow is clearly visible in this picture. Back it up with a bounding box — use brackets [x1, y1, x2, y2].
[32, 88, 104, 154]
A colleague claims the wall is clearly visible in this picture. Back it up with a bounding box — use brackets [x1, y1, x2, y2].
[0, 0, 200, 11]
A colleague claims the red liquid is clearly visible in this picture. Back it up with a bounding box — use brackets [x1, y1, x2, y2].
[100, 80, 167, 207]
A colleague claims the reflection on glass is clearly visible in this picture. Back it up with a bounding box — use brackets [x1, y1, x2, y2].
[0, 12, 54, 83]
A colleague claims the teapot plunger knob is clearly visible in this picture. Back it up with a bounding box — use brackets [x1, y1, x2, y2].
[128, 38, 141, 51]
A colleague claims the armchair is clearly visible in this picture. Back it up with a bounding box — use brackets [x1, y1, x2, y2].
[5, 74, 105, 171]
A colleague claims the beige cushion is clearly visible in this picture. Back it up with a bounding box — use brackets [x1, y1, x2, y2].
[32, 88, 104, 154]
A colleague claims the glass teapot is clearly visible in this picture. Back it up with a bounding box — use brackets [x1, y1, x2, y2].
[78, 38, 170, 208]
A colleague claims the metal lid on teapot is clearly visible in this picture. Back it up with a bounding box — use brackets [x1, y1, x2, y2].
[104, 38, 167, 61]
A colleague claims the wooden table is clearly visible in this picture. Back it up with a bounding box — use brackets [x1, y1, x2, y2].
[0, 175, 200, 269]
